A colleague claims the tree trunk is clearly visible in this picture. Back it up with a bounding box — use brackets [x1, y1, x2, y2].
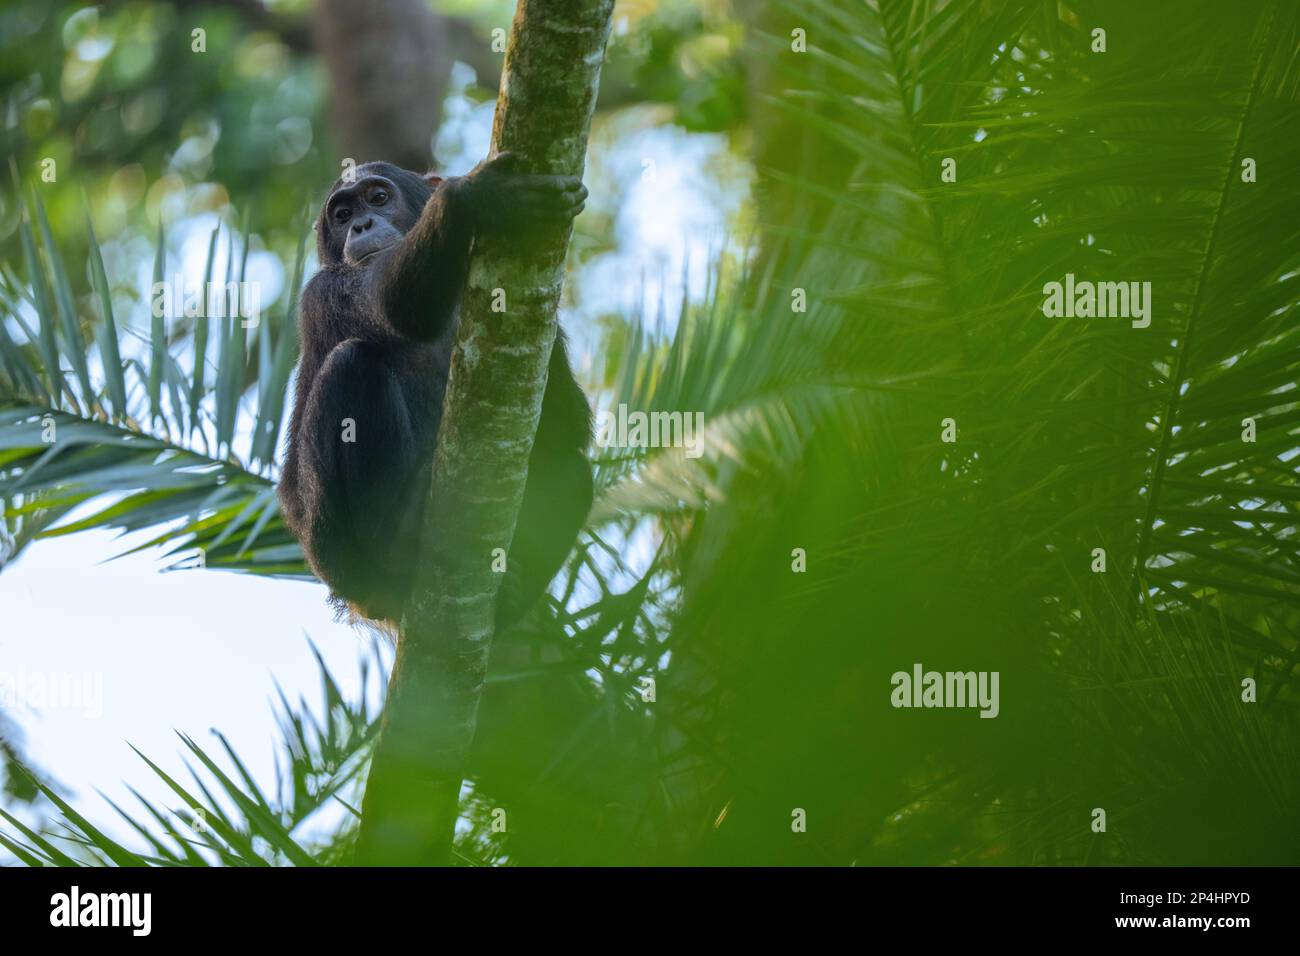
[354, 0, 615, 867]
[313, 0, 448, 172]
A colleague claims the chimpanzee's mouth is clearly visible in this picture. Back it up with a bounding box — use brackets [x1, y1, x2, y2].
[348, 243, 394, 266]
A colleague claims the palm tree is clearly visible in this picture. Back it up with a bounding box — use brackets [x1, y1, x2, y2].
[608, 0, 1300, 864]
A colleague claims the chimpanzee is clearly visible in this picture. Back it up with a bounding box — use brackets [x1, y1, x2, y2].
[277, 152, 593, 628]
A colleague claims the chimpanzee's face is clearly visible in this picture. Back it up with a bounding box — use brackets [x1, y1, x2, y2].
[314, 162, 432, 267]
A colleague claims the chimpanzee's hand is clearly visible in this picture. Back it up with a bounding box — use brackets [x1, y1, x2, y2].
[464, 151, 587, 237]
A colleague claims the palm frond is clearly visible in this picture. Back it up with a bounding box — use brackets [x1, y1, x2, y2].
[0, 192, 311, 576]
[0, 641, 385, 867]
[575, 0, 1300, 864]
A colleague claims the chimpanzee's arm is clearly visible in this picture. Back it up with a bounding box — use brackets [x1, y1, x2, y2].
[366, 153, 586, 343]
[370, 177, 476, 343]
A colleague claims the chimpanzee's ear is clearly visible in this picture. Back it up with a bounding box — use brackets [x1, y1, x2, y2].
[423, 172, 445, 189]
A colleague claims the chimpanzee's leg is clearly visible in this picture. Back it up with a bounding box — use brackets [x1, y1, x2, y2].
[498, 448, 593, 628]
[497, 333, 594, 628]
[297, 338, 422, 619]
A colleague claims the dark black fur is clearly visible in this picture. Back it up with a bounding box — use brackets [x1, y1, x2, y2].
[278, 155, 593, 627]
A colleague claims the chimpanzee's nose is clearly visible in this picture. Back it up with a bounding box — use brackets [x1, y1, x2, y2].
[351, 216, 374, 234]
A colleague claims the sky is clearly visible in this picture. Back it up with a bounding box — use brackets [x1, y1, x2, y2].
[0, 521, 380, 851]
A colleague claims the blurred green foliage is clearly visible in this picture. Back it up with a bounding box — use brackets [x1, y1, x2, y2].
[0, 2, 330, 259]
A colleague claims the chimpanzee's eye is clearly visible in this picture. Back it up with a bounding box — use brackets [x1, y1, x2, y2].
[334, 206, 352, 224]
[370, 188, 389, 206]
